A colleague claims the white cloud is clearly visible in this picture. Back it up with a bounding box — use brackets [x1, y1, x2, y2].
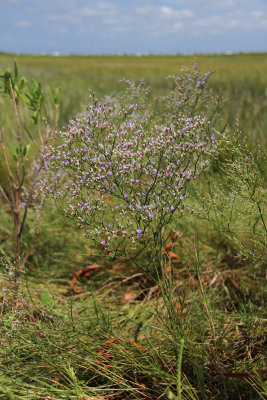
[76, 7, 99, 17]
[14, 20, 31, 28]
[186, 0, 239, 11]
[0, 0, 23, 3]
[160, 6, 172, 15]
[136, 4, 194, 19]
[45, 1, 118, 27]
[207, 0, 238, 10]
[192, 8, 267, 35]
[251, 10, 264, 17]
[180, 9, 195, 18]
[56, 26, 69, 35]
[258, 18, 267, 27]
[173, 22, 184, 30]
[66, 2, 117, 21]
[4, 0, 267, 54]
[136, 5, 153, 15]
[102, 17, 118, 25]
[160, 6, 194, 18]
[38, 0, 267, 41]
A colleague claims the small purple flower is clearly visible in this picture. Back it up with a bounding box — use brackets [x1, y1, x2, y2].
[124, 194, 128, 198]
[84, 202, 88, 207]
[170, 206, 175, 211]
[108, 223, 113, 228]
[100, 239, 106, 245]
[136, 229, 142, 234]
[211, 135, 215, 141]
[149, 213, 154, 218]
[179, 195, 184, 201]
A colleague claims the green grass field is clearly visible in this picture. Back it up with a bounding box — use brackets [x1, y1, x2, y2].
[0, 54, 266, 400]
[1, 53, 267, 144]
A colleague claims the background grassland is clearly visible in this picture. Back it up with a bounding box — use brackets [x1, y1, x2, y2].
[0, 53, 266, 400]
[1, 53, 267, 145]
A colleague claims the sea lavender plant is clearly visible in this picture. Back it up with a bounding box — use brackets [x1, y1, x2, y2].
[162, 63, 221, 124]
[42, 68, 218, 273]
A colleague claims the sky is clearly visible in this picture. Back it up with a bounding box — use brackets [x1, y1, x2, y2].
[0, 0, 267, 55]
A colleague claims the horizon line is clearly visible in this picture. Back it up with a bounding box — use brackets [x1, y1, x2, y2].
[1, 50, 267, 57]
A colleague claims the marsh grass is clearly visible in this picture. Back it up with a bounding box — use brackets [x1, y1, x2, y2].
[0, 54, 266, 399]
[0, 235, 266, 399]
[1, 53, 267, 145]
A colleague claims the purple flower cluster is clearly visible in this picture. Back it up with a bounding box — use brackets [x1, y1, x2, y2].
[166, 66, 214, 123]
[42, 70, 217, 255]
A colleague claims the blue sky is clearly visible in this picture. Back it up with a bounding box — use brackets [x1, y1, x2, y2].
[1, 0, 267, 54]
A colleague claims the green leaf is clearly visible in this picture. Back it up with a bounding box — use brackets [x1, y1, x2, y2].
[18, 77, 26, 92]
[4, 71, 11, 81]
[52, 86, 61, 108]
[9, 145, 18, 161]
[25, 144, 30, 157]
[21, 144, 30, 157]
[167, 390, 177, 400]
[9, 145, 15, 156]
[14, 61, 18, 81]
[3, 71, 11, 93]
